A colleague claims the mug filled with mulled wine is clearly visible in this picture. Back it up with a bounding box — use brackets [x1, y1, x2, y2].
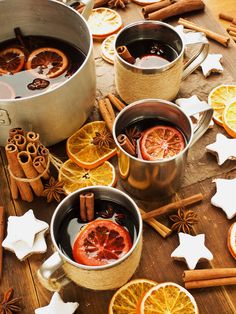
[114, 21, 209, 103]
[37, 186, 142, 291]
[113, 99, 213, 200]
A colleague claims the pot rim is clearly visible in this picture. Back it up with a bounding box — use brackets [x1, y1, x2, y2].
[0, 0, 93, 102]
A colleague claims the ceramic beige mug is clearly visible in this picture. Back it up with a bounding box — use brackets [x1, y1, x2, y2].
[37, 186, 143, 291]
[114, 21, 209, 103]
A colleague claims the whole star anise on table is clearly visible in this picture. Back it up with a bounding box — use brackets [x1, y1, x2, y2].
[170, 208, 198, 234]
[42, 176, 65, 203]
[92, 129, 115, 149]
[108, 0, 129, 8]
[0, 288, 22, 313]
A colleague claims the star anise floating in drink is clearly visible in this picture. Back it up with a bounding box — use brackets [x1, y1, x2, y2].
[42, 176, 65, 203]
[0, 288, 22, 314]
[125, 126, 142, 147]
[170, 208, 198, 234]
[92, 129, 115, 149]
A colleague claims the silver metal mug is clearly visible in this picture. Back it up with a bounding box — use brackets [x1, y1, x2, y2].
[0, 0, 95, 146]
[37, 186, 143, 291]
[114, 21, 209, 103]
[113, 99, 213, 200]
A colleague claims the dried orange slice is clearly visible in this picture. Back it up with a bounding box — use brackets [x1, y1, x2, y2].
[88, 8, 122, 39]
[208, 84, 236, 126]
[101, 34, 116, 64]
[0, 47, 25, 74]
[109, 279, 157, 314]
[139, 282, 199, 314]
[67, 121, 117, 169]
[228, 222, 236, 260]
[223, 101, 236, 138]
[59, 159, 117, 194]
[25, 47, 69, 78]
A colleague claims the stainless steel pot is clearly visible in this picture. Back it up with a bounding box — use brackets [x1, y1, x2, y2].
[0, 0, 96, 146]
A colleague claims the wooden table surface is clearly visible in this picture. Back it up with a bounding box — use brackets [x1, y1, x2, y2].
[1, 1, 236, 314]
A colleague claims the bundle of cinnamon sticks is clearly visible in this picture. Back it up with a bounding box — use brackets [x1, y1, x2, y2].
[5, 127, 50, 202]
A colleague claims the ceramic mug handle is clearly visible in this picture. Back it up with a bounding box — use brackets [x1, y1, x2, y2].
[37, 252, 70, 292]
[61, 0, 94, 20]
[182, 37, 209, 80]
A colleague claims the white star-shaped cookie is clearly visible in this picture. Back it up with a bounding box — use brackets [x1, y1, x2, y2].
[206, 133, 236, 165]
[171, 233, 213, 269]
[35, 292, 79, 314]
[175, 25, 208, 46]
[175, 95, 211, 116]
[200, 54, 223, 77]
[211, 178, 236, 219]
[5, 209, 48, 247]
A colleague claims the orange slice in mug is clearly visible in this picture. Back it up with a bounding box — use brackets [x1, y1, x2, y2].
[0, 47, 25, 74]
[72, 219, 132, 266]
[88, 8, 122, 39]
[26, 47, 69, 78]
[140, 125, 185, 160]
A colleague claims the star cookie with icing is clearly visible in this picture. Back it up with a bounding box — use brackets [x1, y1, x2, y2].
[211, 178, 236, 219]
[175, 25, 208, 46]
[200, 54, 223, 77]
[2, 209, 49, 261]
[171, 233, 213, 269]
[206, 133, 236, 165]
[35, 292, 79, 314]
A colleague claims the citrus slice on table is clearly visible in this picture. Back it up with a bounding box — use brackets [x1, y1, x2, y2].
[140, 125, 185, 160]
[109, 279, 157, 314]
[101, 34, 116, 64]
[58, 159, 117, 194]
[0, 47, 25, 74]
[208, 84, 236, 126]
[25, 47, 69, 78]
[139, 282, 199, 314]
[88, 8, 122, 39]
[72, 219, 132, 266]
[223, 101, 236, 138]
[67, 121, 117, 169]
[228, 222, 236, 260]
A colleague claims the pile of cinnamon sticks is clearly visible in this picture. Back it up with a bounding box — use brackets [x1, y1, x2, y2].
[5, 127, 50, 202]
[219, 13, 236, 42]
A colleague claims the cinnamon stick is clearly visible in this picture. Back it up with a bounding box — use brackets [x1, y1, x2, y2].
[14, 27, 29, 54]
[139, 207, 172, 238]
[33, 156, 50, 180]
[13, 134, 26, 151]
[178, 18, 230, 47]
[18, 151, 44, 197]
[98, 99, 115, 133]
[37, 145, 49, 163]
[185, 277, 236, 289]
[142, 0, 174, 17]
[8, 127, 24, 138]
[183, 268, 236, 282]
[229, 30, 236, 37]
[117, 46, 135, 64]
[146, 0, 204, 21]
[5, 144, 33, 202]
[10, 177, 19, 200]
[85, 192, 95, 221]
[141, 193, 203, 220]
[227, 25, 236, 33]
[219, 13, 236, 25]
[117, 134, 136, 156]
[79, 194, 87, 222]
[0, 206, 5, 278]
[107, 93, 126, 111]
[26, 142, 38, 159]
[26, 131, 40, 146]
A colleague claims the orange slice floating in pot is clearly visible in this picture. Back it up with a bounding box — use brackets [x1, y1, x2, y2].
[26, 47, 69, 78]
[88, 8, 122, 39]
[0, 47, 25, 74]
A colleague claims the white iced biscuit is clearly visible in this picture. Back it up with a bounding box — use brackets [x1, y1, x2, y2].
[200, 54, 223, 77]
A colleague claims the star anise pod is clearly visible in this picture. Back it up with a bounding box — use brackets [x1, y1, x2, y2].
[0, 288, 22, 313]
[170, 208, 198, 234]
[125, 126, 141, 146]
[92, 129, 115, 149]
[42, 176, 65, 203]
[108, 0, 129, 9]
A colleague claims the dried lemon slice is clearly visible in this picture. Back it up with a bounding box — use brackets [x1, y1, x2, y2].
[223, 101, 236, 138]
[101, 34, 116, 64]
[88, 8, 122, 39]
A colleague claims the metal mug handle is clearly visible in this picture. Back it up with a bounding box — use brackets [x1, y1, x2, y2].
[37, 252, 71, 292]
[61, 0, 94, 20]
[182, 37, 209, 80]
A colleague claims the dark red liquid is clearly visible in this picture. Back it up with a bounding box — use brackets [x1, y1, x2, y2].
[0, 35, 86, 99]
[126, 39, 178, 68]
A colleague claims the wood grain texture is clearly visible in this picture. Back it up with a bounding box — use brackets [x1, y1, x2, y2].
[1, 2, 236, 314]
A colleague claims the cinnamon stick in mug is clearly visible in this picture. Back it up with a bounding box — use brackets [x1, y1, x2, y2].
[5, 144, 33, 202]
[117, 46, 136, 64]
[85, 192, 95, 221]
[18, 151, 44, 197]
[117, 134, 136, 156]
